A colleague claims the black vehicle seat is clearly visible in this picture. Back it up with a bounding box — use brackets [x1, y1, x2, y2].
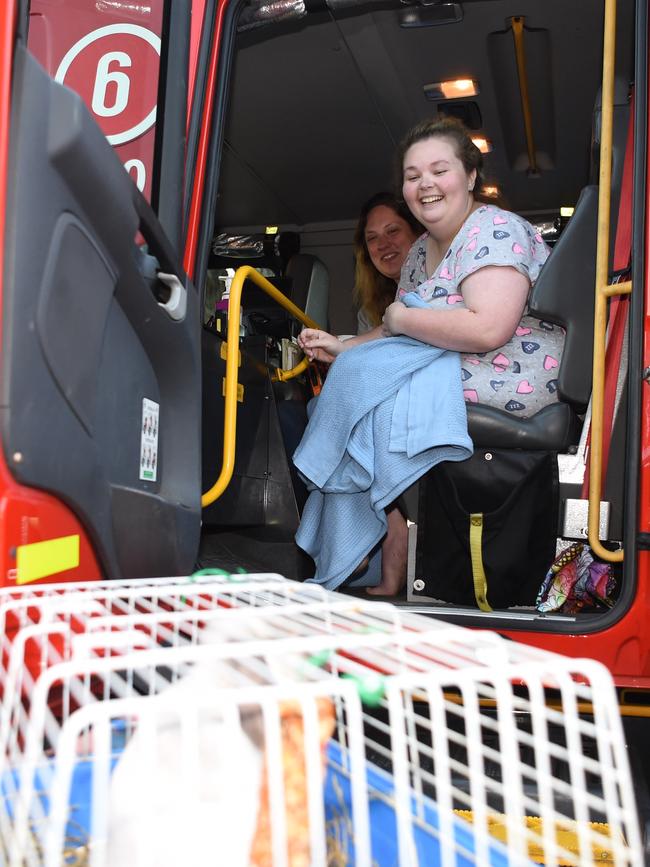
[467, 185, 597, 450]
[468, 79, 631, 452]
[591, 76, 632, 266]
[284, 253, 330, 329]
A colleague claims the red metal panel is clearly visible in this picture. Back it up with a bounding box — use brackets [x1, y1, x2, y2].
[28, 0, 165, 201]
[501, 574, 650, 688]
[640, 66, 650, 538]
[188, 0, 208, 126]
[0, 460, 103, 587]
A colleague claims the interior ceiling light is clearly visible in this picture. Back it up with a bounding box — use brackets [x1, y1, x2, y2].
[400, 3, 463, 28]
[560, 206, 575, 218]
[265, 225, 278, 235]
[471, 136, 492, 154]
[423, 78, 479, 100]
[481, 185, 500, 198]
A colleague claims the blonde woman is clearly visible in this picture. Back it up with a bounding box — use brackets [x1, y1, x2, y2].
[353, 191, 421, 333]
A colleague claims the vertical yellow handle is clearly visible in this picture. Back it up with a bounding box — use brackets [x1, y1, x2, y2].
[201, 266, 320, 507]
[589, 0, 627, 563]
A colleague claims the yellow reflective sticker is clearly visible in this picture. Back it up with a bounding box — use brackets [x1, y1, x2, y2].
[222, 379, 244, 402]
[16, 535, 80, 585]
[220, 342, 241, 365]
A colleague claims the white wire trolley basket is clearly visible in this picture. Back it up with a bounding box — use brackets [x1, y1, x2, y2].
[0, 572, 642, 866]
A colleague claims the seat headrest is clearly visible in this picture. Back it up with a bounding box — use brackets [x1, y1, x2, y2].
[285, 253, 329, 329]
[529, 185, 598, 413]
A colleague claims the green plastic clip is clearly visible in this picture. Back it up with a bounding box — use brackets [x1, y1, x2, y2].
[307, 649, 334, 669]
[180, 567, 248, 602]
[342, 671, 386, 707]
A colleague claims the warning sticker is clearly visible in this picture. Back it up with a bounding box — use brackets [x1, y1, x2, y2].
[140, 398, 159, 481]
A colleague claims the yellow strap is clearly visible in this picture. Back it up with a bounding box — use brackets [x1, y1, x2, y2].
[469, 513, 492, 611]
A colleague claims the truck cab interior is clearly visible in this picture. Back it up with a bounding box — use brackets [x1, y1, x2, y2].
[195, 0, 642, 629]
[6, 0, 644, 639]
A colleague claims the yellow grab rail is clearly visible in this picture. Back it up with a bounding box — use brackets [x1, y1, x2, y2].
[589, 0, 630, 563]
[202, 265, 320, 507]
[510, 17, 538, 176]
[273, 357, 310, 382]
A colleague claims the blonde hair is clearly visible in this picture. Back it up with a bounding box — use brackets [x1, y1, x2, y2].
[352, 192, 422, 327]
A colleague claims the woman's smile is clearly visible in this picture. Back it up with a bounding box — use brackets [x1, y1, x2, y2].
[402, 137, 476, 241]
[364, 204, 418, 281]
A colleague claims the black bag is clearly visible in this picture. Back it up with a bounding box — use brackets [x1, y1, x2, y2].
[413, 449, 559, 609]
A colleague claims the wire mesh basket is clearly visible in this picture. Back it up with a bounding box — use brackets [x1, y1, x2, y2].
[0, 573, 642, 866]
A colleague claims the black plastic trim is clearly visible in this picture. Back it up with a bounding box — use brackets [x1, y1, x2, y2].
[182, 0, 219, 248]
[189, 0, 244, 293]
[617, 0, 648, 624]
[17, 1, 30, 42]
[151, 0, 190, 254]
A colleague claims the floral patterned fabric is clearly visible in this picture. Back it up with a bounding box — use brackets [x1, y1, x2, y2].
[398, 204, 565, 417]
[536, 542, 616, 613]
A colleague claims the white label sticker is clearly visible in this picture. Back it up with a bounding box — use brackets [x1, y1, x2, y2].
[139, 398, 159, 482]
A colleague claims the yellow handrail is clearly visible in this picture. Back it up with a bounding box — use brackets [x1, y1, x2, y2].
[510, 17, 538, 175]
[589, 0, 629, 563]
[201, 265, 320, 507]
[273, 357, 310, 382]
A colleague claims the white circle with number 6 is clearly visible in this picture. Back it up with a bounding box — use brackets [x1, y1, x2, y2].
[54, 24, 161, 146]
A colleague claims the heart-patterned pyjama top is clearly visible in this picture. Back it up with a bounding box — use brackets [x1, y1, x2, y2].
[398, 204, 565, 418]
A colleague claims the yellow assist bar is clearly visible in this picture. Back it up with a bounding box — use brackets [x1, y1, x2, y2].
[589, 0, 630, 564]
[273, 356, 310, 382]
[510, 17, 538, 176]
[202, 266, 320, 507]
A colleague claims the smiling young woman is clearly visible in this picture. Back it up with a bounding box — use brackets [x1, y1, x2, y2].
[402, 138, 479, 262]
[295, 117, 565, 595]
[390, 117, 563, 416]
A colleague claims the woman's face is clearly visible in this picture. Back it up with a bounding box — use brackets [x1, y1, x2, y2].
[402, 137, 476, 238]
[364, 205, 418, 282]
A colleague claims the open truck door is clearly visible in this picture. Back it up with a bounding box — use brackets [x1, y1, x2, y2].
[0, 3, 202, 583]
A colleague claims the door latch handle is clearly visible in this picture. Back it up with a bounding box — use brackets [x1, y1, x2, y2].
[156, 272, 187, 321]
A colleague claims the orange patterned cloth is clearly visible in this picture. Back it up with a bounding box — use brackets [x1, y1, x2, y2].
[250, 698, 336, 867]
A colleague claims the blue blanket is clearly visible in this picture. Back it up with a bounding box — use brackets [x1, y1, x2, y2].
[293, 336, 473, 589]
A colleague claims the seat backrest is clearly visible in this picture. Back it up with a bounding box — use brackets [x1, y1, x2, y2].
[528, 80, 631, 414]
[528, 185, 598, 413]
[591, 77, 631, 265]
[285, 253, 330, 329]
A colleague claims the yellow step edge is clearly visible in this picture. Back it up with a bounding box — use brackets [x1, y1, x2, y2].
[454, 810, 620, 865]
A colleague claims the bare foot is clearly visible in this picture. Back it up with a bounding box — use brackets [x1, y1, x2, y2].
[367, 507, 408, 596]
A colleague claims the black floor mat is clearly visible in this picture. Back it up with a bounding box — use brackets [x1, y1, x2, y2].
[196, 531, 314, 581]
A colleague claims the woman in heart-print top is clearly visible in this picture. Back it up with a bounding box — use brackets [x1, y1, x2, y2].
[296, 117, 565, 594]
[299, 116, 564, 418]
[398, 202, 562, 416]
